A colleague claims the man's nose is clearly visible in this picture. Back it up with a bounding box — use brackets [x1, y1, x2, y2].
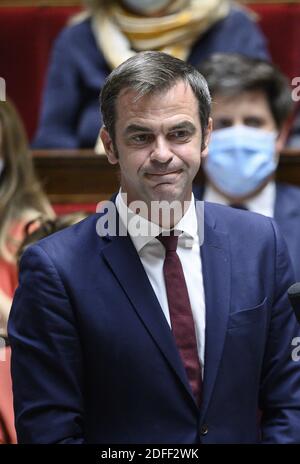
[233, 120, 243, 127]
[150, 136, 173, 163]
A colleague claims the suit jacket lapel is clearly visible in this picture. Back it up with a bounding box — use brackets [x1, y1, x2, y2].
[100, 200, 231, 411]
[197, 202, 231, 419]
[101, 232, 196, 406]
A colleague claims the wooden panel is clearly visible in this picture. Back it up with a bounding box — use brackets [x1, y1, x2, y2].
[33, 150, 119, 203]
[32, 149, 300, 204]
[276, 150, 300, 185]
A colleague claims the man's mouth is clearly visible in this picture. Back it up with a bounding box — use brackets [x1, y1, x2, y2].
[145, 169, 182, 179]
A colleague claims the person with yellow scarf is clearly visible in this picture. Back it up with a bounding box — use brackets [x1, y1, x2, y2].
[33, 0, 269, 150]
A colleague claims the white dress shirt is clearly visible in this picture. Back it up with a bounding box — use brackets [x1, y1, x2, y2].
[116, 191, 206, 372]
[204, 181, 276, 218]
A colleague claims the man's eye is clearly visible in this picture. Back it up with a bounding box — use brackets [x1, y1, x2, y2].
[130, 134, 151, 144]
[170, 130, 190, 140]
[244, 117, 265, 128]
[214, 119, 232, 130]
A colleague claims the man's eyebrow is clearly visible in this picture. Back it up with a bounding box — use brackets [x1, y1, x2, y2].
[168, 121, 196, 132]
[124, 124, 153, 135]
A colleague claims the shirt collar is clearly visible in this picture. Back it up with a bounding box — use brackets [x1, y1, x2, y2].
[203, 181, 276, 218]
[116, 190, 198, 253]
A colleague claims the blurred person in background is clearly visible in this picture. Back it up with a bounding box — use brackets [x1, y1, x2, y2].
[32, 0, 269, 150]
[0, 99, 54, 444]
[1, 208, 87, 444]
[16, 211, 89, 265]
[0, 100, 54, 339]
[195, 53, 300, 279]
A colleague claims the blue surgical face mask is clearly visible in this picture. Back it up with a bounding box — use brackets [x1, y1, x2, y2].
[122, 0, 171, 15]
[203, 125, 278, 198]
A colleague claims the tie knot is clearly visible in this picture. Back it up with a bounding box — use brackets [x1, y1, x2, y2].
[157, 232, 179, 252]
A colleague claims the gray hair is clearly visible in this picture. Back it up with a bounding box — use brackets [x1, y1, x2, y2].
[100, 51, 211, 147]
[198, 53, 293, 129]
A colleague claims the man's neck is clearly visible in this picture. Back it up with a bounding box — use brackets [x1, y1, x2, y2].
[120, 190, 193, 229]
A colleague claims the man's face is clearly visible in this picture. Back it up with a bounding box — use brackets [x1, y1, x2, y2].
[206, 89, 282, 201]
[212, 89, 277, 133]
[101, 81, 211, 207]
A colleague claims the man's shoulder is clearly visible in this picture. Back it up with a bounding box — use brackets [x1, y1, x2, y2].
[203, 200, 276, 238]
[228, 5, 258, 24]
[203, 201, 286, 264]
[204, 200, 272, 224]
[54, 16, 94, 51]
[24, 213, 104, 262]
[57, 16, 92, 39]
[276, 182, 300, 200]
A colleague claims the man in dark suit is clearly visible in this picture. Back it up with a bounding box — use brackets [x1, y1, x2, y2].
[195, 53, 300, 279]
[8, 51, 300, 444]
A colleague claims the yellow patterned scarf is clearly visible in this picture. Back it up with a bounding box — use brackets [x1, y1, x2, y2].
[91, 0, 231, 69]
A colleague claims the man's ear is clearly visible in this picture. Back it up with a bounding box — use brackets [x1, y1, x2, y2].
[201, 117, 213, 158]
[100, 126, 118, 165]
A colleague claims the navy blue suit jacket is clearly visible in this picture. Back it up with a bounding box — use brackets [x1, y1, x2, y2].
[32, 6, 269, 149]
[8, 201, 300, 443]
